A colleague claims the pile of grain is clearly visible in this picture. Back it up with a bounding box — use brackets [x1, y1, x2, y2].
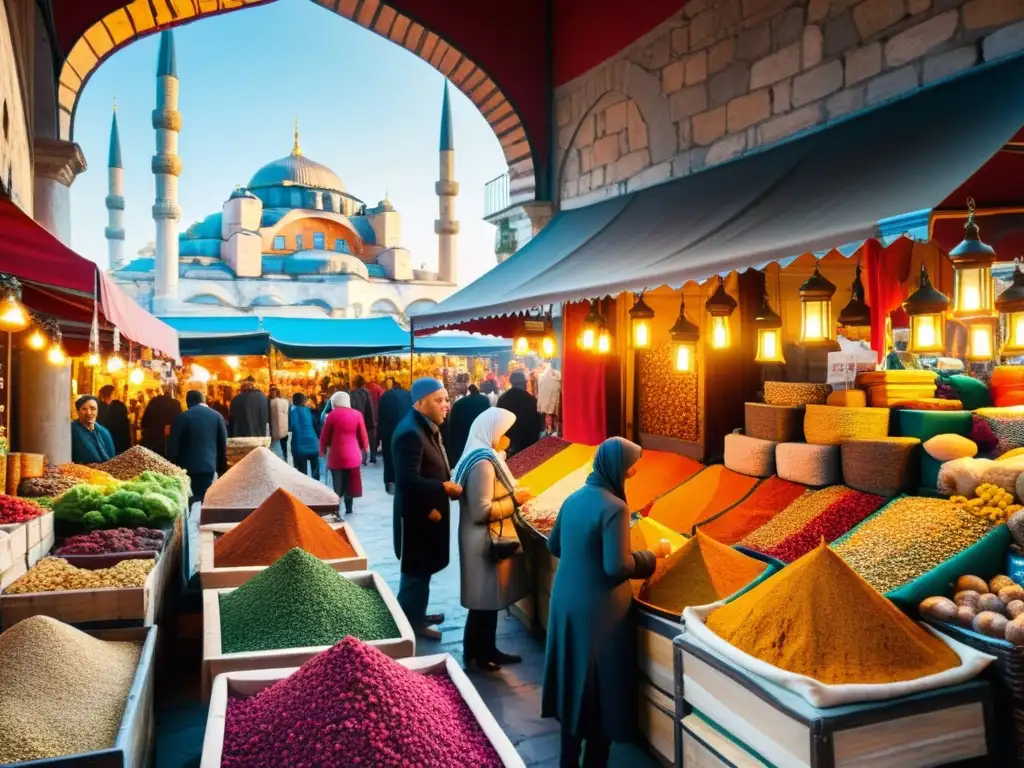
[6, 557, 155, 593]
[219, 548, 398, 653]
[204, 448, 339, 511]
[0, 616, 141, 762]
[93, 446, 187, 481]
[695, 476, 807, 545]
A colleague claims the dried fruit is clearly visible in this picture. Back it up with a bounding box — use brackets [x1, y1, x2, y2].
[5, 557, 154, 594]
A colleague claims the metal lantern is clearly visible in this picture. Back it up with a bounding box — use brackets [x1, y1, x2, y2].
[577, 300, 602, 352]
[26, 329, 45, 350]
[705, 276, 737, 350]
[669, 294, 700, 373]
[518, 317, 555, 358]
[965, 316, 998, 362]
[903, 264, 949, 355]
[514, 336, 530, 356]
[596, 322, 612, 355]
[798, 265, 836, 345]
[0, 275, 29, 333]
[949, 198, 996, 318]
[629, 293, 655, 350]
[837, 262, 871, 339]
[753, 290, 785, 364]
[996, 261, 1024, 357]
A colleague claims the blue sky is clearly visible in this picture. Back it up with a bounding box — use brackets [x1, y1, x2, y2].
[69, 0, 507, 287]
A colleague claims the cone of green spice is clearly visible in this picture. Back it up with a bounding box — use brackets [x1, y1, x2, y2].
[219, 548, 399, 653]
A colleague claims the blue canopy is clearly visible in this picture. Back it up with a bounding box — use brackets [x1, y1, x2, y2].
[261, 316, 408, 359]
[160, 316, 270, 356]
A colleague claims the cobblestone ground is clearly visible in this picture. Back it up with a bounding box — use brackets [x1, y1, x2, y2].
[156, 461, 660, 767]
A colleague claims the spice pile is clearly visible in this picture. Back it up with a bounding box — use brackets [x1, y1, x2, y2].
[214, 488, 356, 567]
[519, 462, 591, 535]
[640, 531, 767, 614]
[516, 444, 597, 497]
[626, 450, 703, 513]
[219, 548, 398, 653]
[506, 436, 570, 477]
[92, 445, 188, 481]
[56, 463, 120, 487]
[648, 465, 759, 534]
[5, 557, 155, 594]
[706, 543, 960, 684]
[18, 467, 82, 498]
[54, 527, 165, 556]
[920, 574, 1024, 643]
[0, 494, 45, 524]
[696, 476, 807, 545]
[222, 636, 501, 767]
[832, 497, 996, 593]
[741, 486, 852, 553]
[0, 616, 141, 763]
[204, 448, 339, 511]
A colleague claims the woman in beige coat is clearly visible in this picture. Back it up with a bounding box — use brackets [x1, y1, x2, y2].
[454, 408, 532, 672]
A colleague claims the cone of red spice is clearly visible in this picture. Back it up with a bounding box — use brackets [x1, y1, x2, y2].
[214, 488, 356, 567]
[222, 636, 503, 767]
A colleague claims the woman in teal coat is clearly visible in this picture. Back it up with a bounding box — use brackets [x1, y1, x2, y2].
[541, 437, 659, 767]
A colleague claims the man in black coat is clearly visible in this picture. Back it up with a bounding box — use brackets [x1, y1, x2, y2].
[377, 378, 412, 494]
[349, 376, 376, 466]
[392, 378, 462, 640]
[140, 384, 182, 457]
[445, 384, 491, 466]
[229, 376, 269, 438]
[496, 370, 542, 457]
[97, 384, 131, 455]
[167, 389, 228, 503]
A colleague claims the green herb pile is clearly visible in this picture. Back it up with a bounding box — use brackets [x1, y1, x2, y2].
[52, 471, 187, 529]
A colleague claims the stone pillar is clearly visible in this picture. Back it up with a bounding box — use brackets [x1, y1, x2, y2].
[17, 349, 72, 464]
[32, 138, 86, 245]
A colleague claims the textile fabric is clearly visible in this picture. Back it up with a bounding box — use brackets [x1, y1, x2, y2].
[320, 407, 369, 470]
[229, 389, 269, 439]
[866, 237, 914, 362]
[70, 420, 116, 464]
[562, 301, 608, 445]
[452, 408, 516, 487]
[288, 406, 320, 458]
[445, 393, 493, 467]
[269, 396, 290, 440]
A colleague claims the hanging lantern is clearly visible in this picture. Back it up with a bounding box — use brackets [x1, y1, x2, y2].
[669, 294, 700, 373]
[837, 262, 872, 339]
[596, 321, 612, 355]
[46, 331, 66, 366]
[996, 260, 1024, 357]
[629, 293, 655, 350]
[26, 329, 46, 350]
[705, 276, 737, 350]
[514, 336, 530, 356]
[107, 355, 125, 373]
[577, 300, 602, 351]
[798, 265, 836, 345]
[129, 366, 145, 385]
[88, 352, 101, 367]
[949, 198, 996, 318]
[540, 335, 556, 359]
[518, 316, 556, 358]
[965, 316, 998, 362]
[753, 290, 785, 364]
[226, 356, 241, 369]
[0, 276, 29, 333]
[903, 264, 949, 355]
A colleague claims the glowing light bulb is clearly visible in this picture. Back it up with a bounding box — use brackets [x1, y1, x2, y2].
[514, 337, 529, 356]
[47, 343, 66, 365]
[634, 322, 650, 349]
[226, 356, 240, 369]
[597, 329, 611, 354]
[87, 352, 101, 367]
[541, 336, 555, 358]
[675, 344, 691, 372]
[107, 355, 125, 373]
[916, 317, 936, 350]
[580, 328, 596, 351]
[27, 329, 45, 350]
[0, 296, 29, 332]
[129, 367, 145, 385]
[710, 316, 730, 349]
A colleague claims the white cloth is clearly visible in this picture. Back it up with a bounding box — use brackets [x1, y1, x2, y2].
[269, 396, 290, 440]
[331, 391, 351, 408]
[452, 407, 516, 484]
[537, 368, 562, 415]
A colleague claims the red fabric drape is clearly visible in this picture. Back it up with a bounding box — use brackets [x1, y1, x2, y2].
[561, 301, 608, 445]
[865, 236, 914, 361]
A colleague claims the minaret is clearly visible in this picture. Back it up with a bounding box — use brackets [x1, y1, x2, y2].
[105, 98, 126, 270]
[435, 81, 459, 284]
[152, 29, 181, 313]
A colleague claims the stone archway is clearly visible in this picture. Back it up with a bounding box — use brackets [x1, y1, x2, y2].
[56, 0, 532, 176]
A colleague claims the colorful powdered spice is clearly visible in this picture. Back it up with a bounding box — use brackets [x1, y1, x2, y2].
[640, 532, 767, 614]
[204, 448, 339, 510]
[0, 494, 44, 524]
[626, 450, 703, 513]
[520, 462, 592, 535]
[0, 616, 141, 763]
[214, 488, 356, 567]
[54, 527, 165, 555]
[833, 496, 995, 593]
[219, 548, 398, 653]
[517, 443, 597, 497]
[706, 543, 960, 684]
[760, 489, 886, 563]
[740, 486, 853, 552]
[56, 464, 120, 486]
[648, 465, 759, 534]
[506, 436, 571, 477]
[696, 476, 807, 545]
[222, 636, 501, 767]
[630, 517, 687, 555]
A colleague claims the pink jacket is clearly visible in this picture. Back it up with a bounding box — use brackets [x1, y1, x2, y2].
[319, 407, 369, 470]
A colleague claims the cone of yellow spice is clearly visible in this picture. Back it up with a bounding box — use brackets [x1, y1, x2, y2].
[704, 542, 961, 685]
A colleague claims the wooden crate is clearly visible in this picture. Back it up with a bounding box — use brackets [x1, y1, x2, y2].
[199, 502, 338, 526]
[639, 681, 675, 766]
[0, 522, 27, 564]
[1, 559, 27, 591]
[201, 654, 525, 767]
[26, 519, 55, 569]
[201, 570, 415, 698]
[681, 714, 768, 768]
[0, 530, 10, 574]
[198, 521, 368, 589]
[3, 625, 157, 767]
[673, 631, 995, 768]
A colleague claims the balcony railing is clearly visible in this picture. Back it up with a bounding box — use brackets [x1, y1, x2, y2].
[484, 172, 510, 218]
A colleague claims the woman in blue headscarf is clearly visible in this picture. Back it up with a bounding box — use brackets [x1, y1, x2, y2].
[541, 437, 659, 767]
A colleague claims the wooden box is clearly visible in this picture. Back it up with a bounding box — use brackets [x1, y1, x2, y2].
[635, 608, 681, 765]
[681, 714, 768, 768]
[201, 655, 525, 767]
[201, 570, 415, 698]
[0, 558, 26, 591]
[673, 631, 995, 768]
[3, 626, 157, 767]
[0, 530, 10, 574]
[0, 522, 28, 563]
[198, 521, 368, 589]
[199, 501, 338, 526]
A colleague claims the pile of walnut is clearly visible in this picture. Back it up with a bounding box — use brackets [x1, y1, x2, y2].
[919, 574, 1024, 645]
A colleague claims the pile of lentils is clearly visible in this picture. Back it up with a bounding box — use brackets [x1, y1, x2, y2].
[0, 494, 45, 524]
[0, 616, 141, 763]
[222, 636, 503, 767]
[219, 548, 398, 653]
[5, 557, 155, 594]
[92, 445, 188, 481]
[54, 527, 165, 556]
[833, 496, 996, 593]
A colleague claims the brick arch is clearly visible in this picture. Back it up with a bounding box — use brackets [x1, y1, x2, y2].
[55, 0, 533, 174]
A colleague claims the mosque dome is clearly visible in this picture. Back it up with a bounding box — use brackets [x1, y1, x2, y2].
[247, 120, 345, 193]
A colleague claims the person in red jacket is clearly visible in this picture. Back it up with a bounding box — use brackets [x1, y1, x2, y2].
[319, 391, 369, 515]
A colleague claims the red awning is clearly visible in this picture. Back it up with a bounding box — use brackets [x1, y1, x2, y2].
[0, 197, 179, 358]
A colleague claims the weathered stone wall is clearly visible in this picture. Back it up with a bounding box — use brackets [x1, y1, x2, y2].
[555, 0, 1024, 208]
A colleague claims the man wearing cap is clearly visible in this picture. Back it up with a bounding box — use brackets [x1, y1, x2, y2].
[392, 377, 461, 640]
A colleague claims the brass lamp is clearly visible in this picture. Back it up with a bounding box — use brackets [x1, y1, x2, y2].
[669, 294, 700, 373]
[0, 275, 30, 333]
[903, 264, 949, 355]
[949, 198, 996, 318]
[837, 262, 872, 339]
[705, 276, 737, 350]
[996, 260, 1024, 357]
[629, 293, 655, 350]
[798, 265, 836, 345]
[577, 300, 602, 352]
[753, 290, 785, 364]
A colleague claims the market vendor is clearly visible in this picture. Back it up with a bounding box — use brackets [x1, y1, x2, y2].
[70, 395, 116, 464]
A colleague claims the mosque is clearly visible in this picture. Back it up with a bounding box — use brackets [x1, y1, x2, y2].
[106, 30, 459, 320]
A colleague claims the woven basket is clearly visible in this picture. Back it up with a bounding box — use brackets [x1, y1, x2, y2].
[840, 437, 919, 497]
[763, 381, 831, 408]
[856, 370, 938, 387]
[744, 403, 803, 442]
[826, 389, 866, 407]
[5, 453, 21, 496]
[775, 442, 840, 486]
[20, 453, 44, 479]
[804, 404, 890, 445]
[724, 433, 777, 478]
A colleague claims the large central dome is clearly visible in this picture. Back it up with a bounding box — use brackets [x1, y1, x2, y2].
[248, 122, 345, 193]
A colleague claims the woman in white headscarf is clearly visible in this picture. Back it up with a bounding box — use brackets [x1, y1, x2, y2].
[454, 407, 532, 672]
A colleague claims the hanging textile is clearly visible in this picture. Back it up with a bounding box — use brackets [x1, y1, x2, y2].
[865, 236, 914, 362]
[562, 301, 608, 445]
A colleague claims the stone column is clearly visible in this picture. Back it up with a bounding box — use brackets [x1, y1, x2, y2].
[32, 138, 86, 245]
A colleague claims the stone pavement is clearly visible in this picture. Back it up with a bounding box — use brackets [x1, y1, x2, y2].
[155, 461, 660, 767]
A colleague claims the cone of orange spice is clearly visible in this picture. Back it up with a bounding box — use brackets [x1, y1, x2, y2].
[214, 488, 356, 567]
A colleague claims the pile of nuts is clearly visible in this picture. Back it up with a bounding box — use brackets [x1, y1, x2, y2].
[920, 574, 1024, 645]
[5, 557, 155, 594]
[92, 446, 187, 481]
[951, 483, 1023, 524]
